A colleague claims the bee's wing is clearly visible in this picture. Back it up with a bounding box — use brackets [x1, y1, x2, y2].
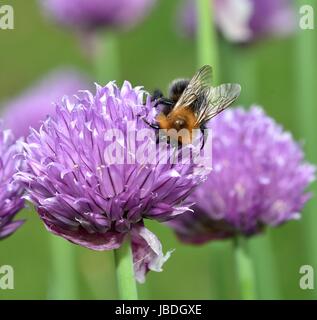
[195, 83, 241, 125]
[174, 65, 212, 109]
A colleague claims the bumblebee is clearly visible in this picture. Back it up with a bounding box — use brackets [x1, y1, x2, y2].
[147, 65, 241, 145]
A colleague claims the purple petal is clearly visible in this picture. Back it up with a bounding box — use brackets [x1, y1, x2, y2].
[0, 220, 25, 240]
[131, 225, 173, 283]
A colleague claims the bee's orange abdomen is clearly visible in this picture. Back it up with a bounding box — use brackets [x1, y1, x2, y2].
[156, 107, 199, 144]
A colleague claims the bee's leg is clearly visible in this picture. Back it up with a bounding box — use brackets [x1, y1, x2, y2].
[200, 125, 208, 150]
[141, 117, 160, 129]
[141, 117, 160, 144]
[143, 118, 161, 144]
[148, 123, 160, 130]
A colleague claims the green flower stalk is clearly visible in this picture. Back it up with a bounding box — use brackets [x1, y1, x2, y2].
[196, 0, 219, 82]
[49, 236, 78, 299]
[114, 238, 138, 300]
[235, 237, 256, 300]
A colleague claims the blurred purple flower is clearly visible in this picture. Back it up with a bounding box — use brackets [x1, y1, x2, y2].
[169, 107, 315, 244]
[181, 0, 296, 43]
[1, 69, 89, 139]
[16, 81, 209, 282]
[41, 0, 156, 31]
[0, 126, 24, 240]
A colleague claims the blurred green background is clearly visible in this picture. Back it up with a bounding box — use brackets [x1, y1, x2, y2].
[0, 0, 316, 299]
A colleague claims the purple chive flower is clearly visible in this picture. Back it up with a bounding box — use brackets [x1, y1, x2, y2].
[181, 0, 296, 43]
[41, 0, 156, 31]
[1, 69, 89, 139]
[0, 126, 24, 240]
[169, 107, 315, 244]
[16, 81, 209, 282]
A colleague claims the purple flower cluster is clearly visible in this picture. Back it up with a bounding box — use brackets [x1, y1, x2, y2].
[41, 0, 156, 31]
[181, 0, 296, 43]
[1, 69, 89, 139]
[16, 81, 209, 282]
[0, 126, 24, 240]
[169, 107, 315, 244]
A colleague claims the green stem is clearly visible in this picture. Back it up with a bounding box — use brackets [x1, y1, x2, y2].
[209, 242, 239, 299]
[94, 32, 120, 85]
[248, 233, 281, 299]
[295, 0, 317, 298]
[234, 237, 257, 300]
[196, 0, 219, 83]
[48, 236, 78, 300]
[114, 238, 138, 300]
